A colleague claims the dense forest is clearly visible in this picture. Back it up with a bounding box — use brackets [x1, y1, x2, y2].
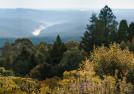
[1, 5, 134, 94]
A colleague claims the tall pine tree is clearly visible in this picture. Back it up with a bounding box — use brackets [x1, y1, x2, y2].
[99, 5, 118, 44]
[118, 20, 128, 43]
[80, 5, 118, 52]
[80, 14, 97, 52]
[80, 31, 93, 52]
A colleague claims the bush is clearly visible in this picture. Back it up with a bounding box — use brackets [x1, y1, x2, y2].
[60, 48, 83, 71]
[0, 67, 14, 76]
[40, 60, 134, 94]
[91, 43, 134, 83]
[0, 76, 40, 94]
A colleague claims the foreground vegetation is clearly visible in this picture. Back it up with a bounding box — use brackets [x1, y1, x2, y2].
[1, 43, 134, 94]
[40, 44, 134, 94]
[0, 5, 134, 94]
[0, 76, 40, 94]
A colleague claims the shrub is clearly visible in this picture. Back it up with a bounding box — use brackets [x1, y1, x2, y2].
[60, 48, 83, 71]
[40, 60, 134, 94]
[0, 76, 40, 94]
[91, 43, 134, 82]
[0, 67, 14, 76]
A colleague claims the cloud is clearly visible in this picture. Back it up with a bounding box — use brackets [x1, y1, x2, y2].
[0, 0, 134, 9]
[32, 24, 45, 36]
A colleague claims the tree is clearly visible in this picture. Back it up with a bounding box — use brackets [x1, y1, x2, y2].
[109, 30, 118, 42]
[99, 5, 118, 31]
[14, 38, 33, 48]
[118, 20, 128, 43]
[2, 41, 14, 69]
[65, 41, 79, 50]
[47, 35, 67, 65]
[80, 5, 118, 52]
[13, 47, 37, 76]
[92, 20, 106, 45]
[36, 42, 48, 63]
[80, 31, 93, 53]
[46, 35, 67, 77]
[2, 38, 35, 70]
[60, 48, 83, 71]
[87, 13, 98, 32]
[99, 5, 118, 44]
[80, 14, 97, 53]
[128, 23, 134, 42]
[30, 63, 53, 80]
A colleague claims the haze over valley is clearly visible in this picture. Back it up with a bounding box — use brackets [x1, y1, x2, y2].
[0, 8, 134, 46]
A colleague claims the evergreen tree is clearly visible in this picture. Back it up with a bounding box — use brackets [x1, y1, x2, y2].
[99, 5, 118, 30]
[109, 30, 118, 42]
[80, 14, 97, 53]
[80, 31, 93, 52]
[47, 35, 67, 65]
[93, 20, 105, 45]
[118, 20, 128, 43]
[128, 23, 134, 42]
[99, 5, 118, 44]
[87, 13, 98, 32]
[80, 5, 118, 52]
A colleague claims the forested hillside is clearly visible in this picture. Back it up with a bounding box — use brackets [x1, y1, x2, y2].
[1, 5, 134, 94]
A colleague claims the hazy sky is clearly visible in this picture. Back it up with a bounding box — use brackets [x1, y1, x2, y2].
[0, 0, 134, 9]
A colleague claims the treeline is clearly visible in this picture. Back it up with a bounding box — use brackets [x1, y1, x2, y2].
[80, 5, 134, 53]
[0, 37, 83, 80]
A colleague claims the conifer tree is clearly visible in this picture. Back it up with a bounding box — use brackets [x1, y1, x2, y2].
[118, 20, 128, 43]
[80, 31, 93, 52]
[80, 5, 118, 52]
[99, 5, 118, 28]
[80, 14, 97, 52]
[99, 5, 118, 44]
[47, 35, 67, 65]
[128, 23, 134, 42]
[92, 20, 105, 45]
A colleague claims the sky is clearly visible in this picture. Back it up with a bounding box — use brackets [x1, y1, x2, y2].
[0, 0, 134, 10]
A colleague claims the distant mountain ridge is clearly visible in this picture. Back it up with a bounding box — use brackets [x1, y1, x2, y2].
[0, 8, 134, 46]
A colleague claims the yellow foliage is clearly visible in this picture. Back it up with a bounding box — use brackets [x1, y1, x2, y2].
[40, 43, 134, 94]
[92, 43, 134, 78]
[0, 76, 40, 94]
